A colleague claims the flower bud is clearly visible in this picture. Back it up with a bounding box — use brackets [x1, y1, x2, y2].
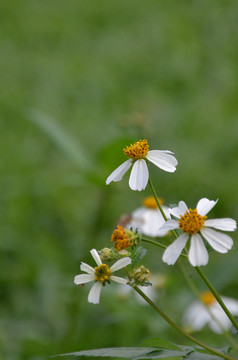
[133, 265, 150, 284]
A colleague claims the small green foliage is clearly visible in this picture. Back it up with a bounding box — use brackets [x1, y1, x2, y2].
[56, 342, 229, 360]
[131, 246, 147, 269]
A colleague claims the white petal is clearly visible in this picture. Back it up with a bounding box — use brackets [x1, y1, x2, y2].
[189, 234, 209, 267]
[125, 208, 145, 233]
[208, 304, 232, 333]
[110, 257, 131, 272]
[196, 198, 218, 216]
[222, 296, 238, 315]
[201, 228, 233, 253]
[106, 159, 133, 184]
[146, 150, 178, 172]
[204, 218, 237, 232]
[74, 274, 94, 285]
[110, 275, 128, 284]
[80, 262, 95, 274]
[129, 159, 148, 191]
[169, 201, 188, 218]
[142, 209, 166, 237]
[162, 233, 189, 265]
[158, 219, 179, 236]
[182, 302, 210, 331]
[88, 281, 102, 304]
[90, 249, 102, 266]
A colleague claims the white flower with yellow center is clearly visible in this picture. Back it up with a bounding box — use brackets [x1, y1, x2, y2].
[74, 249, 131, 304]
[159, 198, 236, 267]
[125, 196, 171, 237]
[106, 139, 178, 191]
[183, 291, 238, 334]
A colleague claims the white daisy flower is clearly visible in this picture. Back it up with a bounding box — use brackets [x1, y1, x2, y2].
[124, 196, 171, 237]
[183, 292, 238, 334]
[159, 198, 236, 267]
[74, 249, 131, 304]
[106, 139, 178, 191]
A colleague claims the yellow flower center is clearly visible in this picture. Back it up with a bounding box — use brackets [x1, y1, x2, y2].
[123, 139, 149, 159]
[178, 209, 207, 234]
[200, 291, 216, 306]
[94, 264, 111, 282]
[143, 196, 164, 209]
[111, 225, 130, 251]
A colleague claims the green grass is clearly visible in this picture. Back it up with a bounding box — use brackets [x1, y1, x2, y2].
[1, 1, 238, 359]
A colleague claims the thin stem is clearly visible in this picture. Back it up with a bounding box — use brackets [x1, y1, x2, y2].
[195, 267, 238, 332]
[132, 285, 235, 360]
[141, 236, 188, 259]
[148, 177, 178, 238]
[148, 177, 167, 221]
[178, 260, 238, 351]
[147, 176, 238, 337]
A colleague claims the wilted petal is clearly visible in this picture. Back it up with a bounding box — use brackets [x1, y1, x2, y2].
[196, 198, 218, 216]
[162, 233, 189, 265]
[129, 159, 148, 191]
[110, 275, 128, 284]
[158, 219, 179, 236]
[90, 249, 102, 266]
[146, 150, 178, 172]
[80, 262, 95, 274]
[88, 281, 102, 304]
[106, 159, 133, 184]
[110, 257, 131, 272]
[201, 228, 233, 253]
[74, 274, 94, 285]
[189, 234, 209, 267]
[204, 218, 237, 232]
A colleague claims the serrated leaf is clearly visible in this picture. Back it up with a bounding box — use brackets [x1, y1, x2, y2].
[184, 352, 221, 360]
[140, 338, 182, 351]
[55, 347, 158, 358]
[136, 349, 188, 359]
[131, 246, 147, 268]
[56, 347, 191, 359]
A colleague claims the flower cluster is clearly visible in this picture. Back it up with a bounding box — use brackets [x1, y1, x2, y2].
[74, 136, 237, 344]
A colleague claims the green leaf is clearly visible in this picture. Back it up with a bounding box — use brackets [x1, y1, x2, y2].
[131, 246, 147, 268]
[55, 347, 189, 359]
[184, 352, 221, 360]
[55, 347, 157, 358]
[140, 338, 182, 351]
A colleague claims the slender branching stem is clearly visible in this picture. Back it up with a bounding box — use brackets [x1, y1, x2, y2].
[132, 285, 235, 360]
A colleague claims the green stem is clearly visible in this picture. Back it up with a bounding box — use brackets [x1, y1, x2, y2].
[132, 285, 235, 360]
[148, 177, 178, 238]
[178, 260, 238, 351]
[148, 177, 167, 221]
[147, 176, 238, 343]
[141, 236, 187, 259]
[195, 267, 238, 332]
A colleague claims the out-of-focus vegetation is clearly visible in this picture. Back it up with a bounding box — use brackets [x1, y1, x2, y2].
[1, 1, 238, 359]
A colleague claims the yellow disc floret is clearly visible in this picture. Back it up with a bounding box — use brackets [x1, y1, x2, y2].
[179, 209, 207, 234]
[111, 225, 130, 251]
[123, 139, 149, 159]
[143, 196, 164, 209]
[200, 291, 216, 306]
[94, 264, 111, 282]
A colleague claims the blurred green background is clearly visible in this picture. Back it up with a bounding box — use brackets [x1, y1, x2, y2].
[1, 1, 238, 359]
